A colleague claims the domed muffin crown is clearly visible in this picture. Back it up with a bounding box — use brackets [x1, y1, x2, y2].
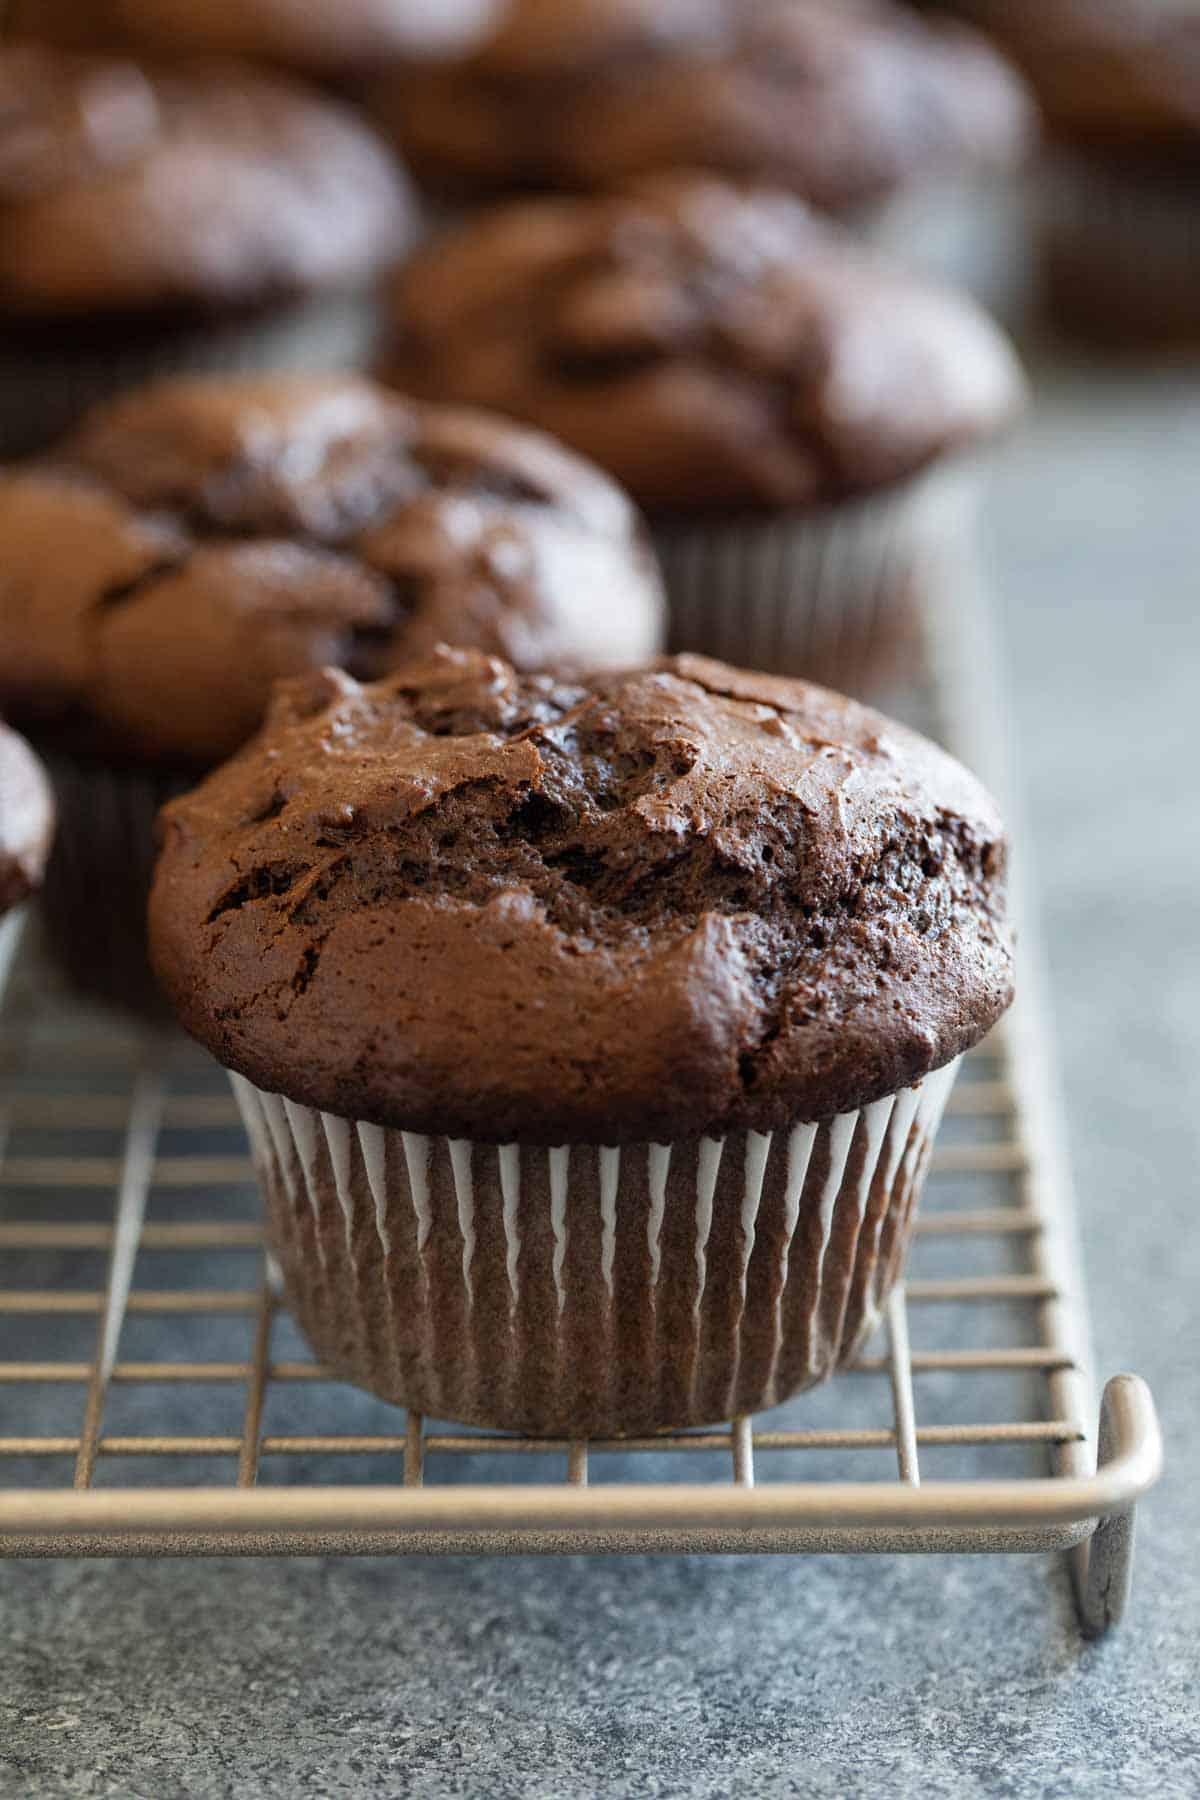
[0, 375, 664, 764]
[151, 646, 1013, 1141]
[389, 175, 1025, 510]
[0, 47, 415, 313]
[367, 0, 1034, 201]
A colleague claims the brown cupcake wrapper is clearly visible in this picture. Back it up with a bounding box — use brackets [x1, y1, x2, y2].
[37, 752, 189, 1016]
[655, 468, 976, 698]
[232, 1059, 960, 1437]
[1039, 156, 1200, 345]
[0, 292, 382, 461]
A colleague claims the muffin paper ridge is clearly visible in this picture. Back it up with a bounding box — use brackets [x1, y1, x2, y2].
[231, 1059, 959, 1436]
[655, 466, 976, 695]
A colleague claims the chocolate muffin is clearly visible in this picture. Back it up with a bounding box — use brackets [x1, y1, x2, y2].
[0, 47, 417, 456]
[920, 0, 1200, 150]
[366, 0, 1032, 205]
[0, 372, 665, 1009]
[150, 646, 1013, 1435]
[387, 175, 1025, 689]
[921, 1, 1200, 343]
[9, 0, 503, 75]
[0, 723, 55, 920]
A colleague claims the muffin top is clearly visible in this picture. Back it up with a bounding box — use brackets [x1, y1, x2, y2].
[383, 0, 732, 86]
[0, 374, 665, 766]
[0, 47, 416, 316]
[387, 175, 1026, 512]
[150, 647, 1013, 1143]
[0, 723, 55, 916]
[926, 2, 1200, 152]
[9, 0, 503, 76]
[366, 0, 1034, 203]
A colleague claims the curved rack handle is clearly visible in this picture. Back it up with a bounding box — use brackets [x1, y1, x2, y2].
[0, 1372, 1163, 1546]
[1073, 1375, 1164, 1636]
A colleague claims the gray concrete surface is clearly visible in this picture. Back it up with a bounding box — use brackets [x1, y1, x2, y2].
[2, 352, 1198, 1798]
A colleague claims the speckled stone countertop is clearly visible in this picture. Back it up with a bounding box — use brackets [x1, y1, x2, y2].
[2, 353, 1197, 1799]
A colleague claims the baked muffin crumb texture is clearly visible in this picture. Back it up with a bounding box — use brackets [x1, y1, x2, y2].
[152, 646, 1013, 1142]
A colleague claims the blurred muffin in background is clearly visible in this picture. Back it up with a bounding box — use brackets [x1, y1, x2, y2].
[0, 372, 665, 1010]
[0, 47, 418, 457]
[915, 0, 1200, 150]
[364, 0, 1035, 299]
[8, 0, 504, 74]
[918, 0, 1200, 345]
[386, 174, 1026, 694]
[365, 0, 1031, 205]
[0, 723, 54, 921]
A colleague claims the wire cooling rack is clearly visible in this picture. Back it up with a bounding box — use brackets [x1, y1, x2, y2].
[0, 574, 1162, 1635]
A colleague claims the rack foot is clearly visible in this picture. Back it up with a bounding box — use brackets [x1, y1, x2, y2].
[1071, 1375, 1160, 1637]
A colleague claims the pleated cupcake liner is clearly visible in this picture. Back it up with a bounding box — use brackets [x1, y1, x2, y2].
[37, 751, 190, 1016]
[654, 467, 976, 700]
[0, 291, 382, 461]
[1038, 154, 1200, 346]
[231, 1058, 960, 1437]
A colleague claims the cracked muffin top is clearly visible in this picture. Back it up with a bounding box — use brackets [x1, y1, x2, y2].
[0, 47, 416, 316]
[150, 646, 1013, 1141]
[387, 174, 1026, 512]
[0, 374, 666, 766]
[8, 0, 502, 76]
[365, 0, 1034, 203]
[0, 722, 55, 916]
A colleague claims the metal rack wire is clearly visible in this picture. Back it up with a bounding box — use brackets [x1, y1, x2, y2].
[0, 576, 1162, 1634]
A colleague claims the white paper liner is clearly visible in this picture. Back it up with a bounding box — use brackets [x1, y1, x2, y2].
[0, 292, 382, 461]
[654, 467, 976, 697]
[38, 752, 191, 1015]
[1038, 155, 1200, 344]
[232, 1059, 960, 1436]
